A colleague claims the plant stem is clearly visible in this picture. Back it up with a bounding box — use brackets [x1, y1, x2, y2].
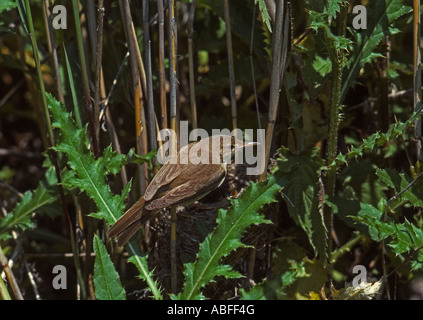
[168, 0, 178, 293]
[23, 0, 86, 299]
[157, 0, 168, 131]
[188, 0, 198, 130]
[324, 2, 348, 275]
[259, 0, 287, 181]
[330, 233, 362, 264]
[143, 0, 158, 175]
[42, 0, 64, 103]
[413, 0, 422, 161]
[223, 0, 237, 130]
[119, 0, 149, 193]
[0, 244, 23, 300]
[71, 0, 99, 158]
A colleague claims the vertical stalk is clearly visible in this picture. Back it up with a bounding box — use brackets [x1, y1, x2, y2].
[250, 2, 262, 131]
[0, 272, 11, 300]
[71, 0, 100, 158]
[0, 244, 23, 300]
[323, 3, 348, 276]
[223, 0, 237, 131]
[92, 0, 104, 137]
[42, 0, 64, 103]
[119, 0, 149, 193]
[157, 0, 168, 132]
[143, 0, 159, 175]
[169, 0, 178, 157]
[168, 0, 178, 293]
[413, 0, 422, 161]
[188, 0, 198, 130]
[22, 0, 87, 299]
[259, 0, 287, 181]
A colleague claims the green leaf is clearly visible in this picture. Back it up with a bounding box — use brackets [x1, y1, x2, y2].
[330, 110, 422, 170]
[353, 203, 423, 270]
[46, 93, 162, 300]
[240, 259, 307, 300]
[278, 147, 327, 260]
[0, 166, 69, 240]
[0, 0, 17, 13]
[326, 0, 344, 23]
[376, 169, 423, 208]
[255, 0, 272, 32]
[47, 93, 126, 226]
[125, 148, 157, 166]
[93, 235, 126, 300]
[312, 55, 332, 77]
[341, 0, 412, 101]
[175, 165, 285, 300]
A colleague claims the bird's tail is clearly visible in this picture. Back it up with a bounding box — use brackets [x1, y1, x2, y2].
[107, 197, 154, 247]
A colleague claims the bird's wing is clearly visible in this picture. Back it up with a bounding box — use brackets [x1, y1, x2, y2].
[145, 164, 226, 210]
[144, 162, 186, 201]
[144, 142, 195, 201]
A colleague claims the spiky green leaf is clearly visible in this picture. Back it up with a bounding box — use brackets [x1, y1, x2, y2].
[326, 0, 344, 23]
[93, 235, 126, 300]
[174, 167, 286, 300]
[278, 147, 327, 260]
[47, 93, 126, 225]
[330, 110, 422, 170]
[312, 55, 332, 77]
[353, 204, 423, 270]
[255, 0, 272, 32]
[46, 93, 162, 300]
[376, 169, 423, 208]
[0, 166, 70, 240]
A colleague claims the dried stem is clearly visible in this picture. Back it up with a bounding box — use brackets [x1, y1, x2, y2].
[259, 0, 288, 181]
[168, 0, 178, 293]
[143, 0, 158, 174]
[120, 0, 149, 193]
[42, 0, 64, 103]
[157, 0, 168, 131]
[0, 244, 23, 300]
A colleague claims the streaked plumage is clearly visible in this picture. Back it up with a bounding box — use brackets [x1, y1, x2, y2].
[107, 135, 253, 246]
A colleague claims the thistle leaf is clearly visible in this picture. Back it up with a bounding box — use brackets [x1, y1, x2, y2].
[376, 169, 423, 208]
[47, 93, 126, 226]
[278, 147, 327, 260]
[312, 55, 332, 77]
[175, 167, 286, 300]
[93, 235, 126, 300]
[0, 166, 69, 240]
[331, 110, 422, 170]
[326, 0, 344, 23]
[255, 0, 272, 32]
[46, 93, 162, 300]
[353, 203, 423, 270]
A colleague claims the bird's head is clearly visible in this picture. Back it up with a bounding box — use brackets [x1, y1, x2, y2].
[214, 135, 258, 164]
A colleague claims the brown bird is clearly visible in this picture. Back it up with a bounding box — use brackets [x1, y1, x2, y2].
[107, 135, 256, 246]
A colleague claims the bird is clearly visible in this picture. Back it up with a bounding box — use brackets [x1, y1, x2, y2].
[107, 135, 257, 246]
